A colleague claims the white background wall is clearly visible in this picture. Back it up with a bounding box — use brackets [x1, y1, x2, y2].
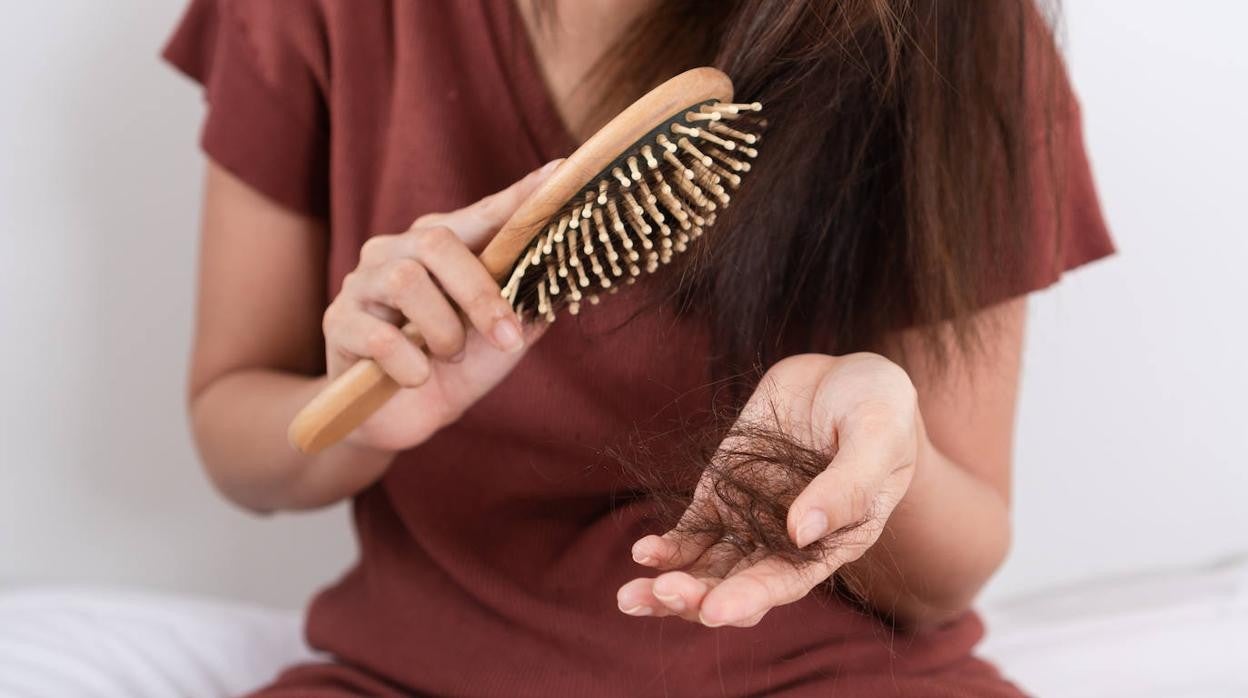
[1, 1, 1244, 610]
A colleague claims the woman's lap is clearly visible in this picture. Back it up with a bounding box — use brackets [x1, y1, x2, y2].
[247, 662, 414, 698]
[0, 587, 1024, 697]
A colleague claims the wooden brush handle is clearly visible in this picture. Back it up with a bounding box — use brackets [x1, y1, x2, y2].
[287, 67, 734, 454]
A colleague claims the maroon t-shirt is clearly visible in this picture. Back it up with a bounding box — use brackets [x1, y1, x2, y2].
[164, 2, 1113, 696]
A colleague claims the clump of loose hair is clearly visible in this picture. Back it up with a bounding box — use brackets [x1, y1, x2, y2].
[608, 395, 871, 569]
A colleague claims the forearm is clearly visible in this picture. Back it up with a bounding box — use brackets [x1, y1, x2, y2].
[190, 369, 396, 512]
[841, 435, 1011, 629]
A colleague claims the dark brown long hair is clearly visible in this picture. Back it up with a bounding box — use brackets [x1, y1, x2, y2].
[528, 1, 1074, 572]
[570, 0, 1066, 383]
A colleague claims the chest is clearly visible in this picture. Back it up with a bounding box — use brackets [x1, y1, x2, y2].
[512, 0, 650, 142]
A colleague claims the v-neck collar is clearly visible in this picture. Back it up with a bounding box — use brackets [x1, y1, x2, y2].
[480, 0, 580, 164]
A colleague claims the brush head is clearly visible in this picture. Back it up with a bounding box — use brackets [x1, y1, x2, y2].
[485, 69, 764, 323]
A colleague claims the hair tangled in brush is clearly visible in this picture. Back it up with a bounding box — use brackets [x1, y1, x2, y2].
[559, 0, 1069, 393]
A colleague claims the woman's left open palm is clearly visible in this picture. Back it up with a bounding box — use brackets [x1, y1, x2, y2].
[617, 353, 924, 628]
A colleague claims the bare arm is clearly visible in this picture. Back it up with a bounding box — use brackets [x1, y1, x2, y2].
[620, 298, 1024, 630]
[188, 163, 395, 513]
[188, 160, 558, 513]
[843, 298, 1023, 627]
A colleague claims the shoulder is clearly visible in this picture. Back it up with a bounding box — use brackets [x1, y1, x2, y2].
[1019, 2, 1116, 292]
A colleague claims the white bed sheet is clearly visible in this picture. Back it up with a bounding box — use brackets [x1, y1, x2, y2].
[0, 558, 1244, 697]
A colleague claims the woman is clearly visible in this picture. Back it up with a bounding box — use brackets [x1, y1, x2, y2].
[166, 0, 1112, 695]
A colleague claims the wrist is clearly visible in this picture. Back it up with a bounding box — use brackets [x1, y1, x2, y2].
[334, 437, 399, 468]
[894, 407, 939, 514]
[279, 375, 402, 509]
[279, 438, 398, 510]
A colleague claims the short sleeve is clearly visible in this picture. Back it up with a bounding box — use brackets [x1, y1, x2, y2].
[163, 0, 329, 217]
[1000, 15, 1115, 301]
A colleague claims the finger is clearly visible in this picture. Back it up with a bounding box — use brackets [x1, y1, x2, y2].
[327, 308, 431, 388]
[722, 546, 770, 578]
[650, 571, 717, 622]
[414, 159, 564, 243]
[360, 258, 465, 359]
[421, 320, 551, 404]
[618, 574, 721, 623]
[693, 538, 754, 578]
[357, 233, 399, 269]
[698, 556, 836, 628]
[631, 530, 716, 571]
[390, 225, 525, 354]
[616, 577, 665, 618]
[631, 477, 723, 569]
[361, 300, 403, 325]
[786, 420, 911, 548]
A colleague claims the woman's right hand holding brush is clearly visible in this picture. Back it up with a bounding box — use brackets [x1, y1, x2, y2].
[188, 161, 557, 512]
[323, 160, 560, 453]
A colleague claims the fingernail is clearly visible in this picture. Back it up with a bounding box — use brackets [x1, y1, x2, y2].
[795, 509, 829, 548]
[631, 541, 654, 565]
[653, 591, 685, 613]
[620, 604, 652, 617]
[449, 349, 466, 363]
[492, 318, 524, 352]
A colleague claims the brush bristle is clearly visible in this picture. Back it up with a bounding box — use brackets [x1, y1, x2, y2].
[500, 100, 764, 322]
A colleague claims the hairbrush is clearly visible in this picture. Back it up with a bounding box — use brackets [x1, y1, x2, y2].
[288, 67, 763, 454]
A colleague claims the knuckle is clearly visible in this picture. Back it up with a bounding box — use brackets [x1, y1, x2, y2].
[321, 304, 343, 335]
[366, 326, 401, 359]
[445, 323, 468, 353]
[848, 397, 917, 466]
[888, 366, 918, 404]
[845, 484, 874, 523]
[383, 258, 424, 297]
[359, 235, 389, 263]
[851, 399, 906, 436]
[853, 352, 916, 396]
[848, 397, 908, 439]
[845, 351, 893, 368]
[414, 225, 457, 256]
[428, 319, 467, 356]
[341, 270, 363, 293]
[411, 212, 444, 230]
[396, 356, 431, 388]
[747, 574, 789, 607]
